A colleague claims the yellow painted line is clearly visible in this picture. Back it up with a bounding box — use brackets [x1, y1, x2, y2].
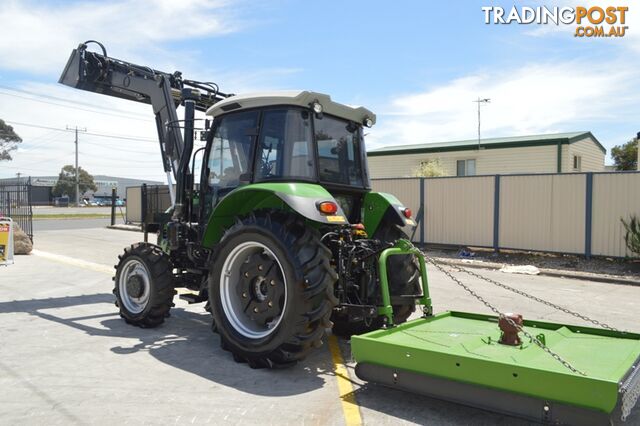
[32, 249, 114, 275]
[33, 249, 361, 425]
[32, 250, 194, 296]
[328, 334, 362, 426]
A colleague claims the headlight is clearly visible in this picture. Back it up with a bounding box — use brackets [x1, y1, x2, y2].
[311, 101, 323, 114]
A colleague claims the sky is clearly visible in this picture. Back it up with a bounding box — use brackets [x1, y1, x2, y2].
[0, 0, 637, 181]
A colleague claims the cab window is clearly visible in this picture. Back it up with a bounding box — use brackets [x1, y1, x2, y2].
[207, 111, 258, 190]
[254, 109, 315, 181]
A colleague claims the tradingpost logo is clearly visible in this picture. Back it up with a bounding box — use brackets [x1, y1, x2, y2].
[482, 5, 629, 37]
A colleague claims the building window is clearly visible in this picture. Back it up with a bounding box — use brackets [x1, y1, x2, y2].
[573, 155, 581, 171]
[456, 159, 476, 176]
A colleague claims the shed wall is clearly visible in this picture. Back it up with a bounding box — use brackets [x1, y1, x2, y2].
[567, 137, 605, 172]
[367, 145, 558, 178]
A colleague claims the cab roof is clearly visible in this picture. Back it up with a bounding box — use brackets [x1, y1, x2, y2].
[205, 90, 376, 125]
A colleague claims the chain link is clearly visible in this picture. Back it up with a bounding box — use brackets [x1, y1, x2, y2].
[426, 257, 587, 376]
[622, 365, 640, 421]
[446, 262, 625, 333]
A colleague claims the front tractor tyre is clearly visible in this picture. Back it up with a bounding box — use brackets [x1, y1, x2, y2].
[209, 211, 337, 368]
[113, 243, 176, 328]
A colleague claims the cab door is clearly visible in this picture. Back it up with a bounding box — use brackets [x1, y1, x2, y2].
[199, 110, 260, 225]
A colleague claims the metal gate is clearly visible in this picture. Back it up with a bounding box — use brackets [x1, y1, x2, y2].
[0, 177, 33, 242]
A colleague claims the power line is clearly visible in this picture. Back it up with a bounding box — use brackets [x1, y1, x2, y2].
[5, 121, 157, 142]
[24, 151, 76, 166]
[0, 163, 60, 174]
[0, 84, 151, 119]
[81, 140, 157, 154]
[22, 132, 71, 149]
[84, 130, 157, 143]
[78, 151, 160, 163]
[0, 90, 153, 122]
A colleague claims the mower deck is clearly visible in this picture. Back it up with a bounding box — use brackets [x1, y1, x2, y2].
[352, 311, 640, 425]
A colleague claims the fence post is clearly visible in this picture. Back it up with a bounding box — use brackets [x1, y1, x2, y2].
[585, 173, 593, 259]
[419, 177, 425, 245]
[141, 184, 148, 243]
[26, 178, 33, 242]
[6, 193, 10, 218]
[493, 175, 501, 252]
[110, 187, 117, 226]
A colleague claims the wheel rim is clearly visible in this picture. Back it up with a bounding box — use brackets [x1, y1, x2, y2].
[118, 258, 151, 314]
[220, 241, 287, 339]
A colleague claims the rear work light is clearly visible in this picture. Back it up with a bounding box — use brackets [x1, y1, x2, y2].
[402, 208, 412, 218]
[317, 201, 338, 215]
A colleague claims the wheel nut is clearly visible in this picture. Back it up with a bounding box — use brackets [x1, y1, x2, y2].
[270, 280, 275, 286]
[244, 272, 249, 278]
[258, 265, 263, 271]
[253, 307, 259, 313]
[268, 301, 273, 307]
[242, 292, 247, 298]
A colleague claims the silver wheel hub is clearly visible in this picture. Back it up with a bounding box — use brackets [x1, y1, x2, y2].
[118, 258, 151, 314]
[220, 241, 287, 339]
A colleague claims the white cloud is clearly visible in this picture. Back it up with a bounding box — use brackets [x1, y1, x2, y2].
[367, 60, 639, 156]
[0, 0, 303, 181]
[0, 0, 243, 75]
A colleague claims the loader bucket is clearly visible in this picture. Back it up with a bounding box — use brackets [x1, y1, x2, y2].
[352, 311, 640, 425]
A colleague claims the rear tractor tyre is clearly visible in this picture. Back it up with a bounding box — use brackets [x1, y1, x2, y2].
[113, 243, 176, 328]
[209, 210, 337, 368]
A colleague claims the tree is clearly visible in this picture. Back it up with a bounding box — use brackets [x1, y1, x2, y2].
[0, 119, 22, 161]
[611, 137, 638, 171]
[412, 159, 445, 177]
[621, 216, 640, 256]
[52, 165, 98, 200]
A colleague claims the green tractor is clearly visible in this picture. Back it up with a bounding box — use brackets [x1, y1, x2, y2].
[59, 42, 424, 367]
[60, 42, 640, 423]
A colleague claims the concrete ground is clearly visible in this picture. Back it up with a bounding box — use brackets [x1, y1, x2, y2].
[1, 226, 639, 425]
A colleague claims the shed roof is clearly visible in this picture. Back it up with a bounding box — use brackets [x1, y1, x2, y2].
[367, 131, 606, 156]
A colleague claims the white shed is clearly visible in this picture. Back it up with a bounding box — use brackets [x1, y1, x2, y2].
[367, 131, 605, 178]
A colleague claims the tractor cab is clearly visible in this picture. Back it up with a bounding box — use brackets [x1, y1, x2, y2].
[200, 91, 375, 222]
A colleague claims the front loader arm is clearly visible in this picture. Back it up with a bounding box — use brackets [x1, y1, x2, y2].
[58, 41, 231, 220]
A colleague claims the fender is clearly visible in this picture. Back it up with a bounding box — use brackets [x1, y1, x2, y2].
[362, 191, 417, 237]
[202, 182, 348, 247]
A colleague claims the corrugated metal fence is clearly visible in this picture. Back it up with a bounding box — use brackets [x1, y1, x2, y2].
[125, 185, 172, 224]
[372, 171, 640, 258]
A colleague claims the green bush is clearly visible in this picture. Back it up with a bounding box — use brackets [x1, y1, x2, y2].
[621, 215, 640, 255]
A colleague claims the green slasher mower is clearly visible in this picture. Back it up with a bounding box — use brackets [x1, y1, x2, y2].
[60, 42, 639, 424]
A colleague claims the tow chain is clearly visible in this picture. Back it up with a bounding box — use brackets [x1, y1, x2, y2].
[446, 262, 624, 333]
[425, 257, 587, 376]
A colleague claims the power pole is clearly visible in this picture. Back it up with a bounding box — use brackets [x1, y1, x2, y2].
[473, 97, 491, 149]
[66, 125, 87, 207]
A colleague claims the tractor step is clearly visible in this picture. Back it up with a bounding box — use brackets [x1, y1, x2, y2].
[179, 292, 207, 304]
[351, 311, 640, 425]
